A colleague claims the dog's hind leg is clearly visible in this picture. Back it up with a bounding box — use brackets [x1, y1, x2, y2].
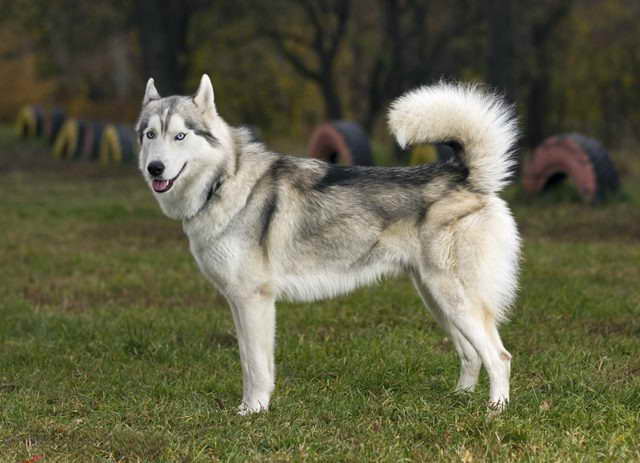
[414, 269, 511, 411]
[228, 293, 276, 415]
[411, 272, 482, 392]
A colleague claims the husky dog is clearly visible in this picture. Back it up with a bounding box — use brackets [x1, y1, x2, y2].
[136, 75, 520, 415]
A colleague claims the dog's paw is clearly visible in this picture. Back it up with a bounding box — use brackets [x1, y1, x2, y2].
[486, 399, 508, 418]
[237, 401, 269, 416]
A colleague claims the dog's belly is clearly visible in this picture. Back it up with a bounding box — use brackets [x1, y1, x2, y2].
[187, 215, 418, 303]
[274, 260, 405, 302]
[272, 219, 419, 302]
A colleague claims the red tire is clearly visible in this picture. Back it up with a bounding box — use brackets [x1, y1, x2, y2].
[522, 133, 620, 202]
[308, 121, 374, 166]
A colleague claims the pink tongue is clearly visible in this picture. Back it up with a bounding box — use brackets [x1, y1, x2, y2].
[153, 179, 170, 191]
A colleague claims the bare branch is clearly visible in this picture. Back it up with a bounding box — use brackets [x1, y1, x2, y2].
[327, 0, 350, 61]
[262, 28, 322, 82]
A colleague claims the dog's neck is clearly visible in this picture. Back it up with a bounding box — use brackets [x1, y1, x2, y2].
[185, 171, 225, 222]
[182, 147, 275, 240]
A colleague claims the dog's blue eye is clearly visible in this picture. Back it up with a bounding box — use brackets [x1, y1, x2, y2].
[175, 132, 187, 141]
[146, 131, 155, 140]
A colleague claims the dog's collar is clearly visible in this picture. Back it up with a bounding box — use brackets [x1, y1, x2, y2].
[205, 180, 218, 203]
[208, 177, 224, 200]
[189, 175, 223, 221]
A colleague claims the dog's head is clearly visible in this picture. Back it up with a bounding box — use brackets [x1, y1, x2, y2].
[136, 74, 234, 220]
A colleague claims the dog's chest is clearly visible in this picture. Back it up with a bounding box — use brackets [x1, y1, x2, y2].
[188, 232, 230, 277]
[184, 223, 256, 293]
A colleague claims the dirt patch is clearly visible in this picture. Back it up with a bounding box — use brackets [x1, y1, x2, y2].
[516, 201, 640, 244]
[584, 318, 640, 337]
[82, 220, 185, 247]
[541, 219, 640, 243]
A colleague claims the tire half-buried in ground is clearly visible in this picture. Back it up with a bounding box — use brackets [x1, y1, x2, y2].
[44, 108, 67, 145]
[52, 119, 88, 160]
[308, 121, 374, 166]
[99, 124, 138, 165]
[16, 105, 45, 138]
[522, 133, 620, 203]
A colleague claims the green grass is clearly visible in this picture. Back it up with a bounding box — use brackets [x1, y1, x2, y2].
[1, 128, 639, 462]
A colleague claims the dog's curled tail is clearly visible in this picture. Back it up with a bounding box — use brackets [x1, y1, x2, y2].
[388, 82, 518, 194]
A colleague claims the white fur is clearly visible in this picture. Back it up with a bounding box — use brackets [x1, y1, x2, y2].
[143, 78, 160, 106]
[388, 82, 518, 194]
[387, 84, 520, 409]
[138, 113, 233, 220]
[193, 74, 218, 116]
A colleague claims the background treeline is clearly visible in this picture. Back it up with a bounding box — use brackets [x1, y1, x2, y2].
[1, 0, 638, 156]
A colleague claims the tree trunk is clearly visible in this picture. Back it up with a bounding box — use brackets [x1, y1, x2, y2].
[321, 74, 343, 120]
[524, 2, 573, 149]
[132, 0, 191, 94]
[526, 68, 550, 149]
[485, 0, 515, 100]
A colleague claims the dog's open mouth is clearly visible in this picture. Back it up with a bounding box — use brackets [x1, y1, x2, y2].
[152, 163, 187, 193]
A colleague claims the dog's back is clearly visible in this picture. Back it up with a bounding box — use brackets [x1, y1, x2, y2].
[241, 84, 520, 320]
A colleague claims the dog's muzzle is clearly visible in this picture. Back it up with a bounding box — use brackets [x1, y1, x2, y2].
[151, 162, 187, 193]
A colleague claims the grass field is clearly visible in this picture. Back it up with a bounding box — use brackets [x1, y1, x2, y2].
[1, 127, 639, 462]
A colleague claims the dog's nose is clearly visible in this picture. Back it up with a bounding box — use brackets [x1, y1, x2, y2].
[147, 161, 165, 177]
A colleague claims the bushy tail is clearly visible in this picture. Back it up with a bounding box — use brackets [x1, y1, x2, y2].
[388, 82, 518, 194]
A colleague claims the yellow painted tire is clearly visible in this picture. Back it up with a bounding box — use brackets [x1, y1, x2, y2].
[52, 119, 79, 160]
[408, 145, 438, 166]
[100, 124, 137, 165]
[16, 105, 43, 138]
[99, 125, 121, 165]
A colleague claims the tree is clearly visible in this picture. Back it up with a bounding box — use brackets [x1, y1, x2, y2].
[519, 1, 574, 148]
[252, 0, 351, 120]
[130, 0, 210, 95]
[484, 0, 515, 101]
[359, 0, 483, 135]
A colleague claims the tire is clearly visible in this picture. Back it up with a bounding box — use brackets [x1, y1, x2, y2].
[308, 120, 374, 166]
[80, 122, 105, 161]
[16, 105, 45, 138]
[522, 133, 620, 203]
[100, 124, 138, 164]
[566, 133, 619, 202]
[52, 119, 83, 160]
[44, 108, 66, 145]
[116, 125, 138, 163]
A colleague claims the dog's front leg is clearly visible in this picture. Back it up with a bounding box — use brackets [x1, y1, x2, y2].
[228, 294, 276, 415]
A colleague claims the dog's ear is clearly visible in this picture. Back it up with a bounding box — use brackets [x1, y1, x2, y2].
[193, 74, 217, 115]
[143, 78, 161, 106]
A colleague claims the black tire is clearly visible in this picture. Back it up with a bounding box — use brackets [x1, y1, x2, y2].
[32, 106, 45, 137]
[565, 133, 620, 201]
[80, 122, 105, 160]
[330, 121, 374, 166]
[71, 120, 89, 160]
[46, 108, 67, 145]
[434, 143, 458, 162]
[308, 120, 374, 166]
[116, 125, 138, 163]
